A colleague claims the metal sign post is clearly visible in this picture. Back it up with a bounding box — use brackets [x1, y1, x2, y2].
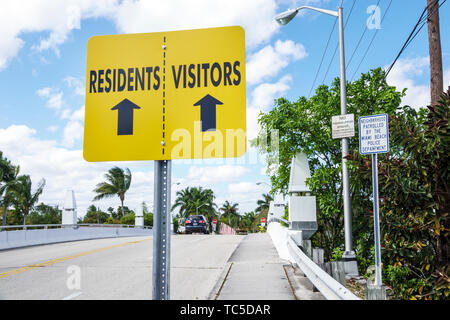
[359, 114, 389, 288]
[152, 160, 172, 300]
[212, 218, 217, 234]
[371, 153, 382, 286]
[331, 113, 357, 275]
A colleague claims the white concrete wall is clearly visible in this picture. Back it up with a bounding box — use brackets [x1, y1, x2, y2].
[289, 196, 317, 222]
[0, 227, 152, 250]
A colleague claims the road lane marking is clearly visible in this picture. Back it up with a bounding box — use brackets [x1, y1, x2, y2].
[62, 291, 83, 300]
[0, 238, 151, 279]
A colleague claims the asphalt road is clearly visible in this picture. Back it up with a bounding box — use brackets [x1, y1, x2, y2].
[0, 234, 243, 300]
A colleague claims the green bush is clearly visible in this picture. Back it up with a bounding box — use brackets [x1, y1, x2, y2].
[120, 213, 135, 225]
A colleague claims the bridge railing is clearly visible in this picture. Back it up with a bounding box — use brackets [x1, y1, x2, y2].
[267, 216, 291, 226]
[0, 224, 152, 231]
[0, 224, 152, 250]
[268, 217, 360, 300]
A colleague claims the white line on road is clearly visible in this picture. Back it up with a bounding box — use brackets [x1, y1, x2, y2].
[62, 291, 83, 300]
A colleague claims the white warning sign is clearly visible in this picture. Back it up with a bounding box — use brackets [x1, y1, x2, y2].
[359, 114, 389, 155]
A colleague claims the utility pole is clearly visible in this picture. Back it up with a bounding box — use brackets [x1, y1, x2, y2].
[426, 0, 443, 106]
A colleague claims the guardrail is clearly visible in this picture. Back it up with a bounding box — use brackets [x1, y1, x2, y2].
[0, 224, 152, 231]
[268, 219, 360, 300]
[0, 224, 153, 251]
[268, 216, 291, 226]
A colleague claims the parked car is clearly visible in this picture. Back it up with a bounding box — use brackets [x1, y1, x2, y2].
[185, 215, 209, 234]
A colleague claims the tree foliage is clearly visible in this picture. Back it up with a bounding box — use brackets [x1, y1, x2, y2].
[82, 205, 109, 224]
[238, 211, 258, 232]
[219, 200, 239, 225]
[93, 167, 132, 217]
[255, 193, 273, 214]
[172, 186, 217, 221]
[28, 203, 62, 224]
[348, 90, 450, 299]
[256, 68, 449, 299]
[257, 68, 402, 258]
[0, 151, 19, 226]
[8, 175, 46, 227]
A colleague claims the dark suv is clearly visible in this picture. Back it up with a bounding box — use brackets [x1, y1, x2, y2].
[185, 215, 209, 234]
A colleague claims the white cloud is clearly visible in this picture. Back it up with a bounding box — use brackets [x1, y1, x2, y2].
[247, 40, 307, 85]
[36, 87, 64, 110]
[0, 0, 119, 69]
[0, 0, 280, 70]
[444, 69, 450, 91]
[386, 57, 430, 109]
[69, 105, 85, 122]
[62, 120, 83, 148]
[0, 124, 154, 217]
[186, 165, 250, 184]
[112, 0, 279, 49]
[228, 181, 266, 195]
[387, 58, 450, 110]
[225, 181, 270, 213]
[0, 33, 23, 71]
[250, 75, 292, 110]
[61, 105, 85, 147]
[246, 75, 292, 140]
[64, 76, 85, 96]
[46, 125, 59, 133]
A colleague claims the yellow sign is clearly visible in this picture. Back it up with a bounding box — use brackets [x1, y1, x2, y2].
[83, 26, 246, 162]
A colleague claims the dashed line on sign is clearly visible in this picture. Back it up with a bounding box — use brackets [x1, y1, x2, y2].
[162, 35, 167, 155]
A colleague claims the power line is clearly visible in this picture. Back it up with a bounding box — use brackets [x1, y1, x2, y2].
[307, 0, 345, 97]
[346, 0, 382, 71]
[308, 17, 338, 97]
[385, 0, 447, 77]
[350, 0, 393, 81]
[321, 0, 356, 85]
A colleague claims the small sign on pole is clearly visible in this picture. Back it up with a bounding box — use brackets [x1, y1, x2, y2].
[359, 114, 389, 288]
[359, 114, 389, 155]
[332, 114, 355, 139]
[261, 217, 266, 227]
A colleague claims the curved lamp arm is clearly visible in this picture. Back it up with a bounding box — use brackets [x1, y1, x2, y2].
[275, 6, 338, 25]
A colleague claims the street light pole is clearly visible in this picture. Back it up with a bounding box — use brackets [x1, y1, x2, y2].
[196, 203, 207, 215]
[337, 7, 357, 274]
[275, 5, 358, 275]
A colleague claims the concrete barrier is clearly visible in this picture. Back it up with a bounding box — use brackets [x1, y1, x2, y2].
[219, 223, 236, 235]
[0, 226, 153, 250]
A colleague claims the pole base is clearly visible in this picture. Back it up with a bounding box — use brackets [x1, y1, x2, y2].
[342, 251, 359, 277]
[366, 284, 386, 300]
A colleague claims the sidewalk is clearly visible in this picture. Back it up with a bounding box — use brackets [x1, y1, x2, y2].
[214, 232, 295, 300]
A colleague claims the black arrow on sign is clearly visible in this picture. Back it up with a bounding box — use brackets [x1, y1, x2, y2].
[111, 98, 141, 135]
[193, 94, 223, 132]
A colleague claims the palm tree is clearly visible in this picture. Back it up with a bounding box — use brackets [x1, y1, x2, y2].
[93, 167, 132, 218]
[255, 193, 273, 215]
[240, 211, 257, 232]
[0, 152, 19, 227]
[9, 175, 45, 229]
[172, 186, 217, 221]
[219, 200, 239, 227]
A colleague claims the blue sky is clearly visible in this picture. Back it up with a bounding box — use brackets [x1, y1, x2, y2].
[0, 0, 449, 218]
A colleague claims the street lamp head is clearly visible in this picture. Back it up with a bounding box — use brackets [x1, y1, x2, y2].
[275, 9, 298, 25]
